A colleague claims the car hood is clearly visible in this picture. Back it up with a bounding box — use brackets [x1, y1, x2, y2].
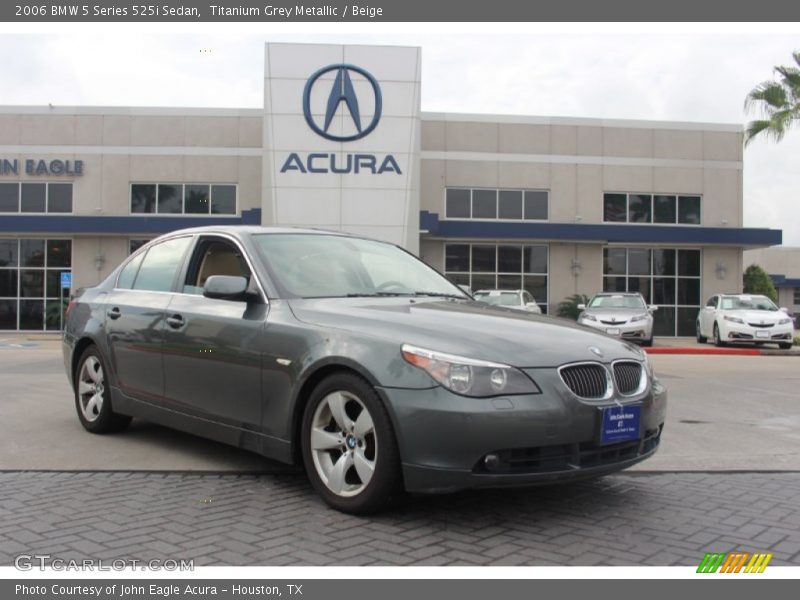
[582, 307, 650, 322]
[288, 298, 645, 367]
[722, 310, 785, 324]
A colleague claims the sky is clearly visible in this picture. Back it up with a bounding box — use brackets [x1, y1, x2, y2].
[0, 28, 798, 244]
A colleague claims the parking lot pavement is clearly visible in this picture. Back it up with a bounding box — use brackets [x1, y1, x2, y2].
[1, 471, 799, 566]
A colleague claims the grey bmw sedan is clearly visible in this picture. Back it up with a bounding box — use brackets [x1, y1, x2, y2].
[63, 226, 666, 514]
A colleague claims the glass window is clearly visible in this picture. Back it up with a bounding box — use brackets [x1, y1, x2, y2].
[603, 193, 627, 222]
[497, 275, 522, 290]
[45, 298, 68, 331]
[627, 277, 651, 304]
[523, 246, 548, 274]
[628, 249, 651, 275]
[678, 196, 701, 224]
[185, 184, 210, 214]
[131, 184, 156, 213]
[628, 194, 652, 223]
[706, 296, 717, 308]
[48, 184, 72, 213]
[471, 245, 496, 272]
[652, 277, 676, 305]
[653, 306, 676, 337]
[444, 244, 470, 272]
[603, 277, 626, 292]
[677, 307, 698, 337]
[498, 246, 522, 273]
[524, 191, 548, 220]
[652, 249, 676, 276]
[46, 240, 71, 268]
[20, 270, 44, 297]
[0, 240, 18, 267]
[21, 183, 46, 213]
[117, 252, 145, 290]
[653, 195, 676, 223]
[677, 278, 700, 306]
[471, 274, 496, 291]
[472, 190, 497, 219]
[794, 289, 800, 306]
[20, 239, 44, 267]
[0, 183, 18, 212]
[157, 184, 182, 214]
[0, 270, 17, 297]
[46, 270, 63, 298]
[523, 275, 547, 308]
[445, 189, 470, 218]
[603, 248, 627, 275]
[0, 299, 17, 329]
[129, 239, 149, 255]
[678, 249, 701, 277]
[19, 299, 43, 330]
[211, 185, 236, 215]
[498, 191, 522, 219]
[132, 236, 192, 292]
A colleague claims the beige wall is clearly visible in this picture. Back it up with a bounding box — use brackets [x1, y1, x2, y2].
[71, 237, 130, 290]
[744, 247, 800, 278]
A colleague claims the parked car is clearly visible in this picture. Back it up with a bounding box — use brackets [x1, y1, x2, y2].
[696, 293, 794, 349]
[63, 227, 666, 514]
[473, 289, 542, 314]
[577, 293, 656, 346]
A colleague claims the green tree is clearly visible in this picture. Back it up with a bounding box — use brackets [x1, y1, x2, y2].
[556, 293, 590, 321]
[742, 264, 778, 303]
[744, 51, 800, 146]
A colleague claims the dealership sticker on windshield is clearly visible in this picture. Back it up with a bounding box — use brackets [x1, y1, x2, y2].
[600, 404, 641, 445]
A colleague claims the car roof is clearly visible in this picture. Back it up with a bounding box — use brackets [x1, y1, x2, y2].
[157, 225, 356, 237]
[474, 289, 524, 294]
[592, 292, 643, 298]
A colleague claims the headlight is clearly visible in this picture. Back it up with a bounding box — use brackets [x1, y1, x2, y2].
[778, 318, 792, 325]
[723, 315, 745, 324]
[401, 344, 540, 397]
[581, 314, 597, 322]
[630, 313, 649, 323]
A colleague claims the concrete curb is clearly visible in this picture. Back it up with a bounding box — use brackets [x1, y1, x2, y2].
[646, 346, 799, 356]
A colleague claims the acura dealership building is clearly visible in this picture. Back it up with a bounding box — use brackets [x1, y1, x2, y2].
[0, 43, 783, 335]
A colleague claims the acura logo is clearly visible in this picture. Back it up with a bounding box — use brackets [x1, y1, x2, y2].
[302, 64, 382, 142]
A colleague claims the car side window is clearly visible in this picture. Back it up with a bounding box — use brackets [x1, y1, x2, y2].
[182, 238, 251, 295]
[116, 252, 145, 290]
[522, 291, 533, 304]
[706, 296, 717, 308]
[132, 236, 193, 293]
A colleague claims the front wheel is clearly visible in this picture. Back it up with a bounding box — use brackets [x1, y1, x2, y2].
[713, 323, 726, 347]
[778, 342, 793, 350]
[301, 372, 402, 514]
[74, 346, 131, 433]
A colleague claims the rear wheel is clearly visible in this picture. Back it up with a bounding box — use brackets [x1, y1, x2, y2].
[778, 342, 793, 350]
[301, 372, 402, 514]
[696, 321, 707, 344]
[74, 346, 131, 433]
[713, 323, 726, 347]
[642, 336, 653, 347]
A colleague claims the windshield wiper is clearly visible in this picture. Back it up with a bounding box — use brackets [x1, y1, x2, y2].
[409, 291, 467, 299]
[344, 292, 411, 297]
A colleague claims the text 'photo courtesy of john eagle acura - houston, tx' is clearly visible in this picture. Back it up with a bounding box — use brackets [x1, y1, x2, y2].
[62, 226, 666, 513]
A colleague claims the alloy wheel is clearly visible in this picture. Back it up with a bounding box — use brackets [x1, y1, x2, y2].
[309, 390, 377, 497]
[77, 355, 105, 422]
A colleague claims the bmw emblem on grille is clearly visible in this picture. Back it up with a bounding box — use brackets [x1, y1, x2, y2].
[589, 346, 604, 358]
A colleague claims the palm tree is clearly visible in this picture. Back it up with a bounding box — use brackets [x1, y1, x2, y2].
[744, 51, 800, 146]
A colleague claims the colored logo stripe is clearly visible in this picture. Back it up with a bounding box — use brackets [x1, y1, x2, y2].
[697, 552, 773, 573]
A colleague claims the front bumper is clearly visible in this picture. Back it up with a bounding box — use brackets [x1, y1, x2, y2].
[579, 318, 652, 342]
[720, 321, 794, 343]
[379, 370, 667, 494]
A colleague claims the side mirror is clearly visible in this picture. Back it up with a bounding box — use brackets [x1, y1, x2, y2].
[458, 284, 473, 297]
[203, 275, 250, 301]
[648, 305, 659, 312]
[577, 303, 586, 310]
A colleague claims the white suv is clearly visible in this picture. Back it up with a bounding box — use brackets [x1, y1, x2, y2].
[697, 294, 795, 349]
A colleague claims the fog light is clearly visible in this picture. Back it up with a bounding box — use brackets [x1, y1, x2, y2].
[484, 453, 500, 471]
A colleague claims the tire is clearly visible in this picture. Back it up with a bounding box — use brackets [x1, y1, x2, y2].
[74, 346, 131, 434]
[778, 342, 793, 350]
[696, 321, 707, 344]
[642, 337, 653, 347]
[301, 372, 402, 514]
[713, 323, 726, 348]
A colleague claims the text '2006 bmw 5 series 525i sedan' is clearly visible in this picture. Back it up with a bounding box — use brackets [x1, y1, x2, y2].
[63, 226, 666, 514]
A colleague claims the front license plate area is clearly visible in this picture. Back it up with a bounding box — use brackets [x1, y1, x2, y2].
[756, 330, 770, 339]
[599, 404, 641, 445]
[606, 327, 620, 335]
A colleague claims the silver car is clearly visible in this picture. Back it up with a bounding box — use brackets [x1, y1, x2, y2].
[578, 293, 657, 346]
[473, 289, 542, 314]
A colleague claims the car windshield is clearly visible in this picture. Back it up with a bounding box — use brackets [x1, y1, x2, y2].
[720, 296, 778, 311]
[252, 233, 467, 299]
[473, 292, 520, 306]
[588, 295, 646, 310]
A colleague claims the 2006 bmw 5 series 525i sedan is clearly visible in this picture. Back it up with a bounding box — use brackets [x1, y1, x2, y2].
[63, 226, 667, 514]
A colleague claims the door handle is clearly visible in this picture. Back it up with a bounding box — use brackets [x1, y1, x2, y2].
[166, 314, 185, 329]
[106, 307, 121, 320]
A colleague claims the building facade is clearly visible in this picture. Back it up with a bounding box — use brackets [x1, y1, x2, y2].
[744, 247, 800, 314]
[0, 43, 782, 334]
